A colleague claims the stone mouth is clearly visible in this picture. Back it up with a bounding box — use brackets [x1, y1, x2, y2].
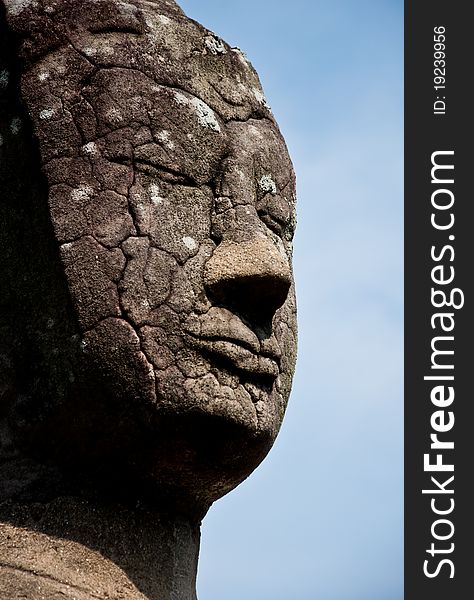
[184, 332, 281, 379]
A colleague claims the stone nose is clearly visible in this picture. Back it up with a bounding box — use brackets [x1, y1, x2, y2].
[203, 236, 291, 323]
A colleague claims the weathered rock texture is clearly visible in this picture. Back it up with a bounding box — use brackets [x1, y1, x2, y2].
[0, 498, 200, 599]
[0, 0, 297, 597]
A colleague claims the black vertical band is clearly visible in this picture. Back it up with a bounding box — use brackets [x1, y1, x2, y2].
[405, 2, 472, 598]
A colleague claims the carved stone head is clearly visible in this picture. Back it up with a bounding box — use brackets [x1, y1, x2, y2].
[0, 0, 296, 516]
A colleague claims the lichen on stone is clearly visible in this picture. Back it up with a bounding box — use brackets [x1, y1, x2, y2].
[10, 118, 21, 135]
[252, 87, 270, 108]
[190, 97, 221, 132]
[204, 35, 227, 55]
[39, 108, 55, 120]
[156, 130, 175, 150]
[150, 184, 165, 206]
[259, 175, 277, 195]
[4, 0, 37, 17]
[71, 185, 94, 203]
[182, 236, 197, 251]
[82, 142, 98, 156]
[0, 69, 9, 90]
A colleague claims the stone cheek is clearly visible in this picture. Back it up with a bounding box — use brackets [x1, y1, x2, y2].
[128, 179, 214, 264]
[60, 237, 126, 331]
[82, 318, 157, 406]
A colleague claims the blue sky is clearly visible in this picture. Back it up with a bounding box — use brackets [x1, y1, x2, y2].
[178, 1, 403, 598]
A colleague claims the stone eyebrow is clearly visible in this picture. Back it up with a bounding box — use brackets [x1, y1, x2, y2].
[86, 6, 145, 35]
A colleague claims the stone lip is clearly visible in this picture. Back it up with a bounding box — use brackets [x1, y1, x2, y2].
[184, 306, 282, 379]
[184, 332, 281, 379]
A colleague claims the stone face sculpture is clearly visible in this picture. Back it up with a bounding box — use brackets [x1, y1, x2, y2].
[0, 0, 297, 597]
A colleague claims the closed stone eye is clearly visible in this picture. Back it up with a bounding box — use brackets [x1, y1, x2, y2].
[257, 209, 286, 237]
[256, 194, 292, 239]
[88, 16, 144, 36]
[134, 159, 196, 186]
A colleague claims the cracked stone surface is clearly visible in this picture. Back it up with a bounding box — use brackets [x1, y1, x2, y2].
[0, 0, 297, 589]
[0, 0, 297, 597]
